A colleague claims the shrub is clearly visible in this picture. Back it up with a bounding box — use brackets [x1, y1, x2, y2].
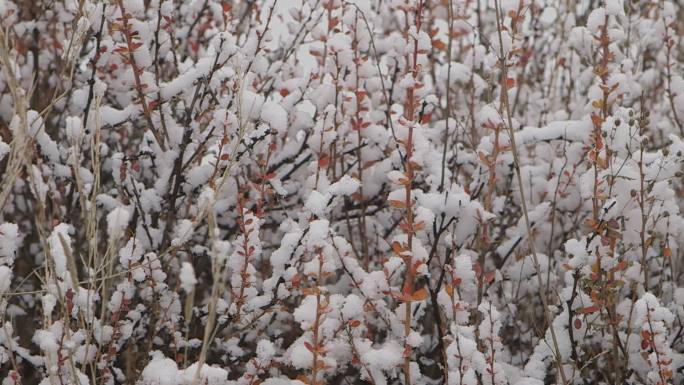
[0, 0, 682, 384]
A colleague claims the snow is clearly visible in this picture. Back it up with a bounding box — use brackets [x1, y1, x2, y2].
[261, 101, 289, 134]
[181, 362, 228, 385]
[0, 223, 20, 264]
[587, 8, 606, 34]
[289, 343, 313, 369]
[179, 262, 197, 293]
[328, 176, 360, 196]
[46, 223, 73, 281]
[305, 190, 328, 217]
[406, 330, 422, 347]
[262, 379, 306, 385]
[171, 219, 194, 247]
[540, 7, 557, 26]
[293, 295, 318, 329]
[4, 2, 684, 385]
[141, 355, 230, 385]
[490, 29, 512, 56]
[241, 90, 265, 120]
[256, 339, 276, 363]
[32, 329, 59, 354]
[443, 62, 472, 85]
[308, 83, 336, 110]
[107, 207, 131, 240]
[159, 57, 213, 100]
[123, 0, 145, 17]
[0, 265, 12, 294]
[306, 219, 329, 249]
[605, 0, 625, 16]
[362, 341, 403, 371]
[341, 294, 364, 320]
[0, 140, 9, 162]
[141, 355, 180, 385]
[515, 120, 593, 146]
[514, 378, 545, 385]
[99, 105, 136, 126]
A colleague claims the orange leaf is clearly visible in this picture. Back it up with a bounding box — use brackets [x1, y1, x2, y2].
[444, 284, 454, 297]
[432, 40, 446, 50]
[506, 77, 515, 88]
[410, 288, 428, 301]
[584, 218, 599, 229]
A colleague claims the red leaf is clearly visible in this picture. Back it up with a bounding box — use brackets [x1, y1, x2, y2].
[611, 260, 628, 272]
[484, 270, 496, 284]
[318, 155, 330, 168]
[578, 305, 600, 314]
[329, 17, 340, 29]
[473, 262, 482, 278]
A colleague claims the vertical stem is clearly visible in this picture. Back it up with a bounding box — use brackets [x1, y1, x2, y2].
[492, 0, 568, 383]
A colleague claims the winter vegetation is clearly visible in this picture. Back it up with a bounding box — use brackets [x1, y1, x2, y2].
[0, 0, 683, 384]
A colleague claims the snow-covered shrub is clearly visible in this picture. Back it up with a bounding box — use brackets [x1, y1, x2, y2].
[0, 0, 682, 384]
